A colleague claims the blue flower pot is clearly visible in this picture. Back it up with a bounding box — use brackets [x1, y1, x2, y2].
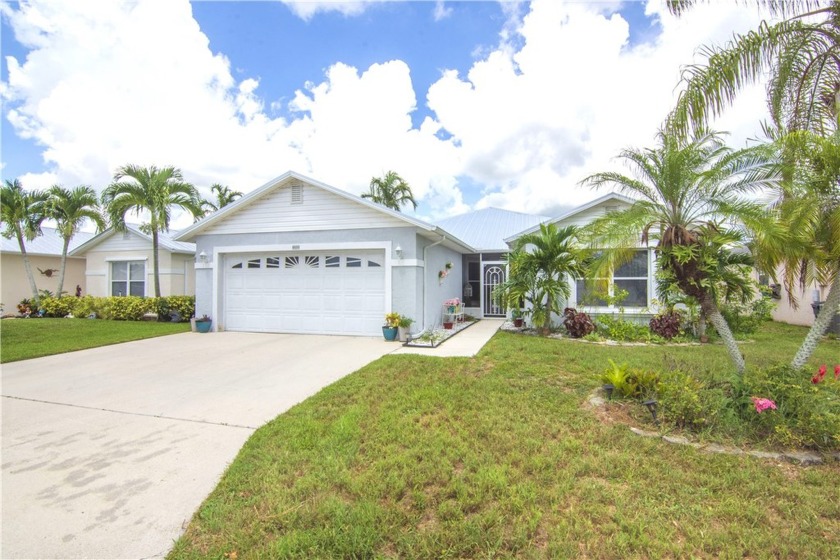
[382, 326, 398, 341]
[196, 320, 212, 333]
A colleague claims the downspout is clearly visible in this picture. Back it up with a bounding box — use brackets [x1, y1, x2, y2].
[422, 233, 446, 332]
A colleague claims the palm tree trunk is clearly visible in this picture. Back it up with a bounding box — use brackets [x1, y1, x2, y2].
[700, 294, 745, 375]
[792, 273, 840, 369]
[56, 236, 70, 298]
[16, 231, 40, 301]
[152, 229, 162, 298]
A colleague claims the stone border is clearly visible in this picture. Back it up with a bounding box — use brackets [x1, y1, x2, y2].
[587, 391, 840, 466]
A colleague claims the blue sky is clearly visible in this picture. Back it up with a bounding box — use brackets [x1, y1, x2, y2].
[0, 1, 768, 223]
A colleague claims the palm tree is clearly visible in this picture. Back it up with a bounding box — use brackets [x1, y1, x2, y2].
[496, 223, 589, 335]
[0, 179, 49, 300]
[47, 185, 106, 298]
[361, 170, 417, 212]
[101, 165, 203, 297]
[202, 183, 243, 214]
[579, 129, 781, 374]
[667, 1, 840, 368]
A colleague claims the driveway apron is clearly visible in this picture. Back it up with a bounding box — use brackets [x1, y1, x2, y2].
[1, 332, 395, 559]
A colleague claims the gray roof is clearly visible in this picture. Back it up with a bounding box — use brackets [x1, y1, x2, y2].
[1, 227, 95, 257]
[436, 207, 548, 251]
[70, 224, 196, 256]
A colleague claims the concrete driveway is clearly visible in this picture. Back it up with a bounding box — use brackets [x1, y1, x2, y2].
[1, 332, 395, 559]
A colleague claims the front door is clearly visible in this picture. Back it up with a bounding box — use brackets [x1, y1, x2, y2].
[483, 264, 505, 317]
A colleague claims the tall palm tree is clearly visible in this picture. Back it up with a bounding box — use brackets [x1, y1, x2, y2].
[668, 0, 840, 368]
[201, 183, 243, 214]
[47, 185, 106, 298]
[579, 129, 781, 374]
[101, 165, 203, 297]
[497, 223, 589, 335]
[0, 179, 49, 300]
[361, 170, 417, 212]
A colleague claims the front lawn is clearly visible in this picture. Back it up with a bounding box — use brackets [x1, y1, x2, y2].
[0, 318, 191, 363]
[170, 321, 838, 559]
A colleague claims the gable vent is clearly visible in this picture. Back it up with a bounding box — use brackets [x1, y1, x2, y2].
[291, 184, 304, 205]
[604, 205, 617, 214]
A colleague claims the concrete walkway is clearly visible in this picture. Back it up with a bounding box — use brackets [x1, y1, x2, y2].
[391, 319, 503, 357]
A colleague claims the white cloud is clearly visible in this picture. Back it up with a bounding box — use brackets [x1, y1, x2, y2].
[433, 1, 452, 22]
[280, 0, 384, 21]
[1, 0, 779, 225]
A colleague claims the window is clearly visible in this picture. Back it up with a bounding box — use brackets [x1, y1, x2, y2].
[346, 257, 362, 268]
[111, 261, 145, 297]
[266, 257, 280, 268]
[285, 256, 299, 268]
[577, 250, 649, 307]
[325, 256, 340, 268]
[305, 255, 319, 268]
[247, 259, 261, 269]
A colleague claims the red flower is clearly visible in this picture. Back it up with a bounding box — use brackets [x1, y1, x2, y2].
[835, 365, 840, 380]
[812, 374, 821, 384]
[819, 364, 827, 379]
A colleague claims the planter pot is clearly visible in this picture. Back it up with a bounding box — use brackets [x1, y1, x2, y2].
[513, 318, 523, 328]
[382, 326, 399, 341]
[190, 317, 197, 332]
[443, 322, 454, 330]
[195, 320, 212, 333]
[398, 327, 409, 342]
[699, 334, 709, 344]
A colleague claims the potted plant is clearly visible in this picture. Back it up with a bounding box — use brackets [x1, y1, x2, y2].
[195, 314, 212, 333]
[512, 308, 524, 328]
[383, 312, 400, 341]
[397, 315, 414, 342]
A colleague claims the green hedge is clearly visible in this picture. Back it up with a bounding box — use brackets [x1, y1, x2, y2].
[39, 295, 195, 322]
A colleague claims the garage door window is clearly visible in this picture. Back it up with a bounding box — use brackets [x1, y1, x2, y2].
[111, 261, 145, 297]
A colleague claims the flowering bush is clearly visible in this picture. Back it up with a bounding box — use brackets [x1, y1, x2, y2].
[811, 364, 840, 384]
[444, 298, 460, 306]
[751, 397, 777, 413]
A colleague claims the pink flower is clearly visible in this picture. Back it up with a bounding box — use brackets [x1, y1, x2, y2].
[751, 397, 777, 413]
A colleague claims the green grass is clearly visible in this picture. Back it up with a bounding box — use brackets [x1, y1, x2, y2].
[169, 321, 839, 559]
[0, 318, 191, 363]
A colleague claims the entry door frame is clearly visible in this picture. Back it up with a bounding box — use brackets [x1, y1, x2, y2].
[481, 259, 506, 317]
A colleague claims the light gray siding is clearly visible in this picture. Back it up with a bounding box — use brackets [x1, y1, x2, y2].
[200, 182, 408, 236]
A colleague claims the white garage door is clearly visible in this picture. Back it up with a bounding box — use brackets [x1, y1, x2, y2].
[223, 250, 386, 336]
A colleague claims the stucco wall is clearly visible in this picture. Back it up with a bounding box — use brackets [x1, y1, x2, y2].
[1, 254, 86, 309]
[419, 237, 463, 330]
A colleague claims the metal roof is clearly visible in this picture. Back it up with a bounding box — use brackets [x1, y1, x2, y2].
[435, 207, 549, 251]
[69, 224, 196, 256]
[1, 227, 95, 257]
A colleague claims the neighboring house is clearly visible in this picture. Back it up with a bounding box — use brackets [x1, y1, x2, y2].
[506, 193, 655, 319]
[175, 171, 472, 336]
[758, 271, 831, 327]
[437, 207, 548, 318]
[70, 224, 196, 298]
[1, 227, 94, 309]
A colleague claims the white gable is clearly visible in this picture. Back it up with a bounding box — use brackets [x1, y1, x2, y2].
[201, 181, 410, 236]
[553, 197, 633, 229]
[83, 230, 151, 253]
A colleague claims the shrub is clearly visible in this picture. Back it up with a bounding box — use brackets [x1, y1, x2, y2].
[599, 360, 659, 399]
[649, 311, 682, 339]
[562, 307, 595, 338]
[39, 296, 81, 318]
[109, 296, 155, 321]
[741, 364, 840, 450]
[720, 296, 775, 336]
[656, 370, 718, 429]
[595, 315, 654, 342]
[164, 296, 195, 322]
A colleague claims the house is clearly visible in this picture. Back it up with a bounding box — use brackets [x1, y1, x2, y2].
[1, 227, 93, 309]
[70, 224, 196, 297]
[758, 271, 834, 328]
[506, 193, 656, 318]
[175, 171, 472, 335]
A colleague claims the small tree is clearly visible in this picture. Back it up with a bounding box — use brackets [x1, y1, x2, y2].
[102, 165, 203, 297]
[496, 224, 588, 335]
[361, 170, 417, 212]
[1, 179, 48, 301]
[201, 183, 243, 214]
[47, 185, 106, 298]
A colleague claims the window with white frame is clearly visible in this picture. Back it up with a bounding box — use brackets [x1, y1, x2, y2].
[111, 261, 145, 297]
[576, 249, 649, 307]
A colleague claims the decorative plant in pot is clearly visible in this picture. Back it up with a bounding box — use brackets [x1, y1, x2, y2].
[195, 314, 212, 333]
[511, 308, 524, 328]
[383, 312, 400, 341]
[397, 315, 414, 342]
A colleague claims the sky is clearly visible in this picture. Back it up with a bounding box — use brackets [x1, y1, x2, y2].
[0, 0, 775, 228]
